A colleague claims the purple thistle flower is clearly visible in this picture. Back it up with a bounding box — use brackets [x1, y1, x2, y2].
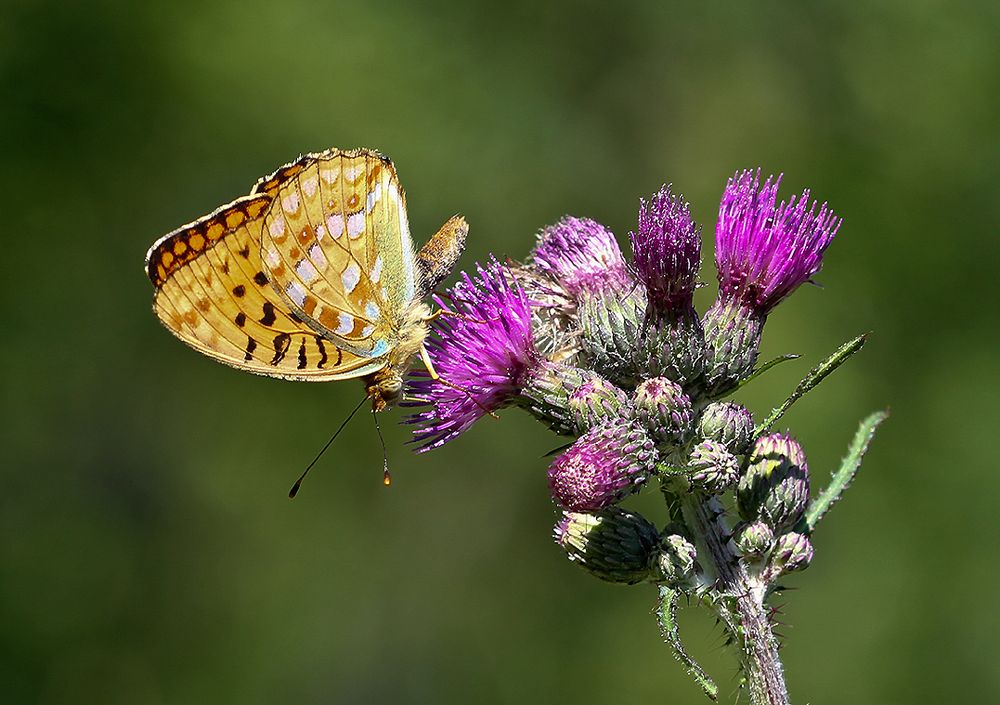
[630, 185, 702, 317]
[531, 216, 631, 296]
[404, 258, 540, 451]
[715, 169, 841, 314]
[547, 421, 656, 511]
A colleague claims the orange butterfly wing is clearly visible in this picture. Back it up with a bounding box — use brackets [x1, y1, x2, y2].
[145, 193, 385, 381]
[257, 148, 418, 361]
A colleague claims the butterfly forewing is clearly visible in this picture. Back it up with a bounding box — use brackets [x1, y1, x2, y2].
[146, 193, 384, 381]
[260, 149, 418, 361]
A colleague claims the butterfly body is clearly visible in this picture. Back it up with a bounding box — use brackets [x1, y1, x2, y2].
[145, 148, 467, 410]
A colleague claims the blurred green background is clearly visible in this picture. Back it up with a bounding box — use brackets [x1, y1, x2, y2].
[3, 0, 998, 703]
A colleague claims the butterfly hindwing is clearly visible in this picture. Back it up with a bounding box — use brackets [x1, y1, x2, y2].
[146, 193, 385, 381]
[259, 148, 418, 360]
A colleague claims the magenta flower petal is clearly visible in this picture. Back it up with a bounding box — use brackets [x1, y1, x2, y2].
[630, 185, 702, 316]
[716, 169, 842, 313]
[547, 421, 655, 511]
[404, 258, 540, 451]
[531, 216, 630, 296]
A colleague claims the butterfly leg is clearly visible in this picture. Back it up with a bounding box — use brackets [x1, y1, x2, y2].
[422, 308, 492, 326]
[418, 343, 500, 419]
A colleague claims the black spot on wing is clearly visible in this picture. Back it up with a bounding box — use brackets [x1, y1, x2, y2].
[270, 333, 291, 365]
[259, 302, 277, 326]
[297, 340, 308, 369]
[244, 337, 257, 361]
[315, 336, 328, 368]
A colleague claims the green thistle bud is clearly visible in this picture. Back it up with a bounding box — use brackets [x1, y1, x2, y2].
[567, 377, 631, 431]
[738, 433, 810, 532]
[632, 377, 693, 447]
[687, 440, 740, 494]
[554, 508, 660, 584]
[520, 361, 614, 435]
[764, 531, 814, 580]
[733, 520, 775, 558]
[697, 401, 754, 454]
[701, 299, 764, 397]
[657, 532, 699, 588]
[578, 286, 647, 388]
[633, 314, 707, 387]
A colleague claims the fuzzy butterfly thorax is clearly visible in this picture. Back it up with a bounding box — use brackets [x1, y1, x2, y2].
[145, 148, 467, 412]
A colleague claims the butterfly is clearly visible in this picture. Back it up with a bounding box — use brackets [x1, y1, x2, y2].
[145, 147, 468, 412]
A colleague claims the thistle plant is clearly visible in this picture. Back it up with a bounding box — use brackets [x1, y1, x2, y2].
[405, 170, 887, 705]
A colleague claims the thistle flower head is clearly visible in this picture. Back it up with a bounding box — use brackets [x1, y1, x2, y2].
[657, 532, 699, 588]
[738, 433, 811, 531]
[630, 185, 701, 316]
[554, 508, 660, 584]
[531, 216, 630, 296]
[697, 401, 755, 454]
[734, 520, 775, 558]
[715, 169, 841, 314]
[547, 421, 656, 512]
[632, 377, 693, 447]
[687, 439, 741, 494]
[566, 377, 631, 431]
[764, 531, 814, 580]
[405, 259, 539, 450]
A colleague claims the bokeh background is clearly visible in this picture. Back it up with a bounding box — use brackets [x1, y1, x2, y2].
[3, 1, 998, 703]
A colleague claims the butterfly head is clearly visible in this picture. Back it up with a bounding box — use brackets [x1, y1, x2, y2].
[366, 368, 405, 412]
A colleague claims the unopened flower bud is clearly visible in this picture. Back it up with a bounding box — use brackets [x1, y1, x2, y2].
[554, 508, 660, 584]
[687, 440, 740, 494]
[633, 319, 706, 387]
[764, 532, 814, 580]
[519, 361, 611, 435]
[734, 520, 774, 558]
[548, 421, 656, 511]
[567, 377, 631, 431]
[657, 532, 698, 588]
[578, 286, 647, 387]
[697, 402, 754, 454]
[738, 434, 810, 532]
[632, 377, 693, 447]
[701, 299, 764, 396]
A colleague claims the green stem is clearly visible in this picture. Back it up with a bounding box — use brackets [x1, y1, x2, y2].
[656, 586, 719, 701]
[681, 495, 790, 705]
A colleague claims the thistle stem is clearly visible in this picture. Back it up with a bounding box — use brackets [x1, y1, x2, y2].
[681, 495, 790, 705]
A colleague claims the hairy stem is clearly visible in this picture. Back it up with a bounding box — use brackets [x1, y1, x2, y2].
[681, 495, 790, 705]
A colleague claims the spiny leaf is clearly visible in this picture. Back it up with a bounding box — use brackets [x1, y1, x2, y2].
[755, 333, 868, 435]
[657, 586, 719, 701]
[805, 409, 889, 533]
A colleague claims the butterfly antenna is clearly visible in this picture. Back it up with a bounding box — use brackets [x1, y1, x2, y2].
[289, 395, 368, 498]
[371, 407, 392, 487]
